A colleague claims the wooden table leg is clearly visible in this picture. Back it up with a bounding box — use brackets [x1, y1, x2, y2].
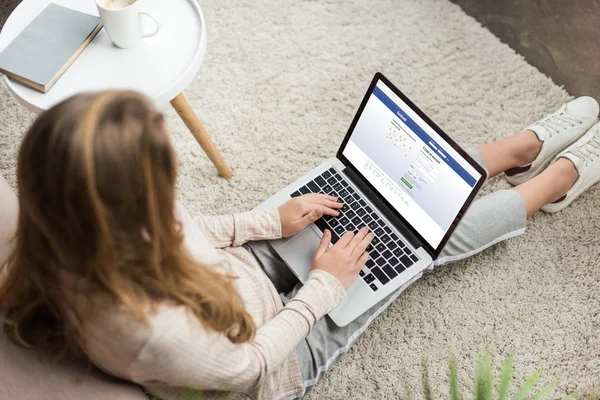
[170, 93, 233, 179]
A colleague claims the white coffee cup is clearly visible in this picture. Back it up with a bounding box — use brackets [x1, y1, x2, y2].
[96, 0, 159, 49]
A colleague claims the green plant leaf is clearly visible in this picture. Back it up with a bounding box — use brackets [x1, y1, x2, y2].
[422, 356, 433, 400]
[497, 356, 513, 400]
[475, 352, 493, 400]
[514, 369, 543, 400]
[532, 380, 558, 400]
[447, 348, 462, 400]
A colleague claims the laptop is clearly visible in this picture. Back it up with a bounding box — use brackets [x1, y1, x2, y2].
[257, 73, 487, 326]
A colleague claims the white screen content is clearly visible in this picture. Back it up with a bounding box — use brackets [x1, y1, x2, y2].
[342, 80, 482, 248]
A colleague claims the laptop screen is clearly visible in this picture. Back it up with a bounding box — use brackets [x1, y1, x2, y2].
[341, 78, 483, 249]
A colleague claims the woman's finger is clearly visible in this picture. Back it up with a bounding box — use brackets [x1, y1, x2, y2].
[346, 227, 369, 253]
[321, 206, 341, 217]
[352, 251, 370, 271]
[308, 197, 344, 209]
[298, 202, 312, 216]
[352, 232, 374, 259]
[301, 193, 339, 203]
[296, 208, 323, 226]
[336, 231, 355, 248]
[296, 203, 339, 220]
[314, 229, 331, 260]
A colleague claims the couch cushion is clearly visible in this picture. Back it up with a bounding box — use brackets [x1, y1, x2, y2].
[0, 315, 148, 400]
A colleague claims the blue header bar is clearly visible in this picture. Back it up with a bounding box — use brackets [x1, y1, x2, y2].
[372, 86, 476, 187]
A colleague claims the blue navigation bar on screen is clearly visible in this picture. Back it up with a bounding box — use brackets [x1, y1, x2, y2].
[372, 86, 477, 187]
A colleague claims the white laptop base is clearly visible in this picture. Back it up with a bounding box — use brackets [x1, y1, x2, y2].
[256, 157, 432, 326]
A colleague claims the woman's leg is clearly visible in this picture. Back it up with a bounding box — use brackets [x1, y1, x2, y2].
[477, 129, 542, 178]
[474, 129, 580, 217]
[438, 133, 580, 264]
[513, 158, 579, 216]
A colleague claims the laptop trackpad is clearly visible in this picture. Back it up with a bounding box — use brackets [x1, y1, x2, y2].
[278, 226, 321, 283]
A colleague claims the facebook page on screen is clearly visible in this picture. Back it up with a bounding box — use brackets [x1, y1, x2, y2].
[342, 80, 482, 248]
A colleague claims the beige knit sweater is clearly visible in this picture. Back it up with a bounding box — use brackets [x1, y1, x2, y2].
[79, 202, 346, 400]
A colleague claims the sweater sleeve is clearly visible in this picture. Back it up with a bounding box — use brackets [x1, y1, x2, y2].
[178, 203, 282, 248]
[127, 270, 345, 393]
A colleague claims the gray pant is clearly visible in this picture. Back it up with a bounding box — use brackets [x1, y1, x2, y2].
[244, 148, 527, 399]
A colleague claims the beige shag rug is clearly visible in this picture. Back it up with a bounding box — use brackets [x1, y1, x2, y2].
[1, 0, 598, 398]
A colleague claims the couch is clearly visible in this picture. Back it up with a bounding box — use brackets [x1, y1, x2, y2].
[0, 174, 148, 400]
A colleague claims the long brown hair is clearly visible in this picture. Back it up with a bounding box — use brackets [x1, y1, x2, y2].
[0, 91, 255, 356]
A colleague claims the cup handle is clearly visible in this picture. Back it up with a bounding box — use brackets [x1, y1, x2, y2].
[138, 11, 159, 38]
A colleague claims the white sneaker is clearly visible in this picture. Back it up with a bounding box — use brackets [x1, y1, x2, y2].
[542, 121, 600, 213]
[505, 96, 599, 186]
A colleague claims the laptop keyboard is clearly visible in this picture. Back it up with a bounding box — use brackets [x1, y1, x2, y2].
[291, 167, 420, 291]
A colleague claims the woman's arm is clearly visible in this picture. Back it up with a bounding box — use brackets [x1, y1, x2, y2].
[194, 209, 283, 248]
[127, 269, 345, 393]
[176, 201, 282, 249]
[180, 194, 343, 249]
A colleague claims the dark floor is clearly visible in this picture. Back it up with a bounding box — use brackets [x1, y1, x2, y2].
[0, 0, 20, 33]
[1, 0, 599, 99]
[450, 0, 600, 99]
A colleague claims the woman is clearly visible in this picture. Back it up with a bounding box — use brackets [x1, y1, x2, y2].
[0, 91, 598, 400]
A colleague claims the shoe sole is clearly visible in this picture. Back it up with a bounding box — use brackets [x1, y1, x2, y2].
[541, 175, 600, 213]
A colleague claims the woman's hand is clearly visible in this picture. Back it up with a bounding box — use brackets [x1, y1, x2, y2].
[310, 227, 373, 288]
[278, 194, 343, 237]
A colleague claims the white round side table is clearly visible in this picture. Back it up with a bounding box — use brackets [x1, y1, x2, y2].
[0, 0, 232, 179]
